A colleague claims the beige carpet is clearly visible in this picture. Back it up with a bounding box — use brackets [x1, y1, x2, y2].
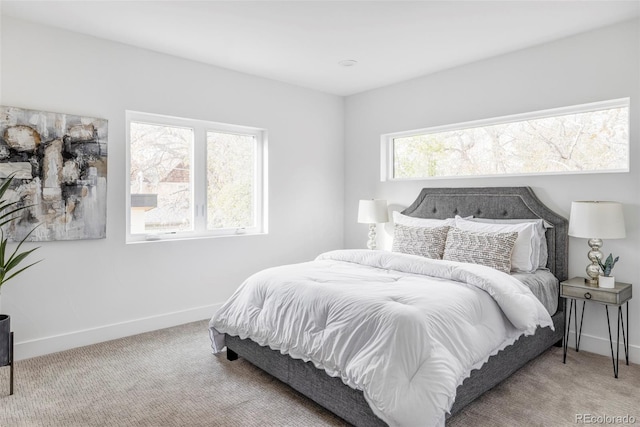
[0, 320, 637, 426]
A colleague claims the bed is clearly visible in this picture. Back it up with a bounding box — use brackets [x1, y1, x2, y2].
[210, 187, 568, 426]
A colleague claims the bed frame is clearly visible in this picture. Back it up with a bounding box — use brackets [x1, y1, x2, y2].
[225, 187, 568, 426]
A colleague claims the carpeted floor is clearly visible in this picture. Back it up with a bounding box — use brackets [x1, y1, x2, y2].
[0, 320, 637, 426]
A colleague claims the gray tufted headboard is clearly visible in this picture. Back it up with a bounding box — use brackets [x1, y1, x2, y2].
[401, 187, 568, 282]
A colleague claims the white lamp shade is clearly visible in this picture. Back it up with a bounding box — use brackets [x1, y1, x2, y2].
[568, 201, 626, 239]
[358, 199, 389, 224]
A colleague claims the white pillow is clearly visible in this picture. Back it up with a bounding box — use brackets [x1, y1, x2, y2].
[465, 217, 549, 269]
[393, 211, 457, 227]
[454, 216, 540, 273]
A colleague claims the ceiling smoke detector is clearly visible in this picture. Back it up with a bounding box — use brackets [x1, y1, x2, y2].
[338, 59, 358, 67]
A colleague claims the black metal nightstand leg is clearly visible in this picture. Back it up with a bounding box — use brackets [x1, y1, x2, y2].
[576, 301, 586, 351]
[616, 307, 621, 379]
[625, 304, 629, 365]
[563, 299, 574, 363]
[619, 306, 627, 364]
[562, 298, 566, 361]
[9, 332, 13, 395]
[574, 300, 579, 350]
[605, 306, 619, 378]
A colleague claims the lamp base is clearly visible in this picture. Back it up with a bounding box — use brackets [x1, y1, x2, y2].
[585, 238, 603, 287]
[584, 277, 598, 286]
[366, 224, 377, 250]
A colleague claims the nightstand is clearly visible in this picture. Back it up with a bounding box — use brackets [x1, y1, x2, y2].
[561, 277, 632, 378]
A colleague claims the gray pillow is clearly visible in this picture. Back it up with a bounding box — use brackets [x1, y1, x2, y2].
[392, 224, 450, 259]
[443, 227, 519, 273]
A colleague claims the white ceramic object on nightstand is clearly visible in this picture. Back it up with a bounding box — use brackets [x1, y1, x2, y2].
[599, 276, 615, 288]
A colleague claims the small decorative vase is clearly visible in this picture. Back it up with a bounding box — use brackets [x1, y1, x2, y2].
[0, 314, 9, 366]
[598, 276, 615, 289]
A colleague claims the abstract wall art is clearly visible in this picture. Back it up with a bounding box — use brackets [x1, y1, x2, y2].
[0, 106, 107, 241]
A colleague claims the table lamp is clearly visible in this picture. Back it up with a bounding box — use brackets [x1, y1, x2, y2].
[358, 199, 389, 250]
[568, 201, 625, 285]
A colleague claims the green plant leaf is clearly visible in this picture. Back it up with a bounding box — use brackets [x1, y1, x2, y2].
[5, 247, 39, 272]
[0, 230, 7, 269]
[4, 224, 40, 267]
[0, 205, 37, 229]
[0, 259, 42, 285]
[0, 173, 16, 199]
[0, 174, 42, 289]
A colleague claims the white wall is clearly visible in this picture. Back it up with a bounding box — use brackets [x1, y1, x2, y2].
[0, 17, 344, 360]
[345, 19, 640, 363]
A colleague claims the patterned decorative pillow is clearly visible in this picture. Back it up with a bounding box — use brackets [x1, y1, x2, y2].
[462, 217, 550, 269]
[443, 227, 518, 273]
[392, 224, 450, 259]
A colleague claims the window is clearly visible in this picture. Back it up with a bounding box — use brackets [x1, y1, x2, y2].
[126, 111, 266, 242]
[382, 98, 629, 181]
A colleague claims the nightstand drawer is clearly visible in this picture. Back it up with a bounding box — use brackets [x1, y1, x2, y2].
[561, 281, 632, 305]
[562, 286, 616, 303]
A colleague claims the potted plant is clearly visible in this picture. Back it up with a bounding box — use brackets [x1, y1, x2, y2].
[597, 253, 619, 289]
[0, 174, 41, 367]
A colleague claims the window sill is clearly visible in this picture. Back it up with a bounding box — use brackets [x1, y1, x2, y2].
[126, 231, 268, 245]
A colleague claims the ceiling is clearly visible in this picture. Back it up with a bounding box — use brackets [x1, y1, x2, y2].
[2, 1, 639, 96]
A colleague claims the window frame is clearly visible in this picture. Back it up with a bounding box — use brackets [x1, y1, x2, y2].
[126, 110, 267, 243]
[380, 98, 630, 181]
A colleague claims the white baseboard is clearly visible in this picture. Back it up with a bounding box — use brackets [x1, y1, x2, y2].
[566, 331, 639, 364]
[14, 303, 223, 361]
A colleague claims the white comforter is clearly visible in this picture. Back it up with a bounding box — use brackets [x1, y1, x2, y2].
[209, 250, 553, 427]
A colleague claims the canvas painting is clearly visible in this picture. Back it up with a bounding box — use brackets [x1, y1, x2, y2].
[0, 106, 107, 241]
